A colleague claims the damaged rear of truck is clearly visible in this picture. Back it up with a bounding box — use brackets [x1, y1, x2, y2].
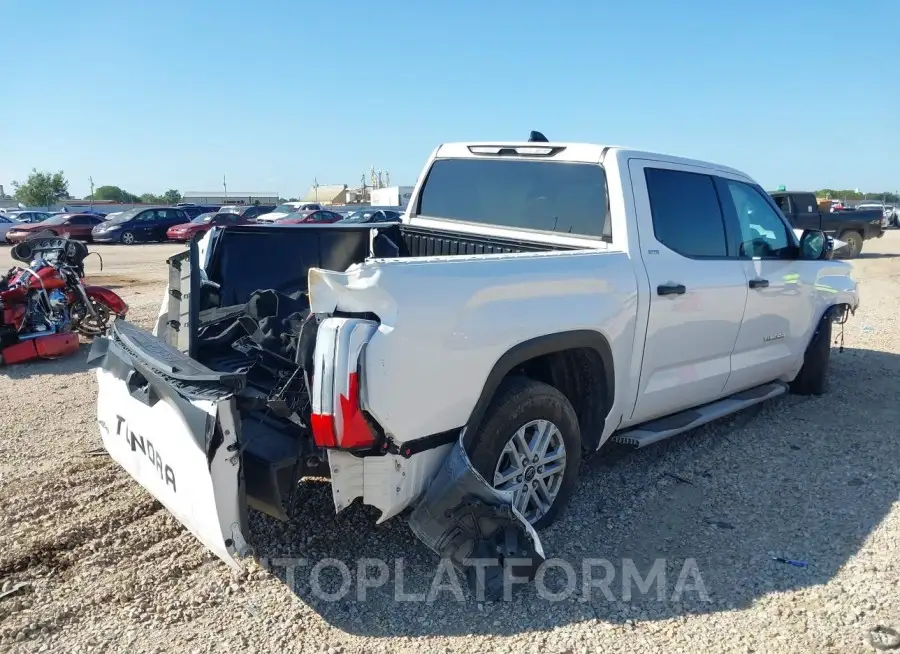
[90, 140, 633, 596]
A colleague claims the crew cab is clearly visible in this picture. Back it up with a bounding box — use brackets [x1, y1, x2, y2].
[770, 190, 884, 258]
[90, 139, 858, 596]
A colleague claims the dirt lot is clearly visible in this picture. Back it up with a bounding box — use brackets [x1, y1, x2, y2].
[1, 238, 899, 654]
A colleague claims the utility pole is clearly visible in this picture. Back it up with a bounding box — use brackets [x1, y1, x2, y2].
[223, 174, 228, 201]
[313, 178, 320, 202]
[89, 176, 94, 209]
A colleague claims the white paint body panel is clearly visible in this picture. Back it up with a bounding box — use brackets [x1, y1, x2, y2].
[95, 368, 245, 568]
[328, 444, 454, 522]
[310, 249, 640, 446]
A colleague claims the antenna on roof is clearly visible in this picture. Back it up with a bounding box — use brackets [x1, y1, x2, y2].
[528, 130, 549, 143]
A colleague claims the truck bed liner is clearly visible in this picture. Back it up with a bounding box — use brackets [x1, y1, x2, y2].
[395, 224, 572, 257]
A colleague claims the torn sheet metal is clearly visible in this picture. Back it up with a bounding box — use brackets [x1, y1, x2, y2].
[328, 442, 453, 522]
[408, 435, 546, 600]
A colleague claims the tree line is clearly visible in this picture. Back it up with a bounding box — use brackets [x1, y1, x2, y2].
[814, 189, 898, 203]
[8, 169, 183, 208]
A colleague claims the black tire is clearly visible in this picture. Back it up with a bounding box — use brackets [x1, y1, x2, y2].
[120, 231, 136, 245]
[790, 316, 832, 396]
[838, 230, 863, 259]
[467, 376, 581, 530]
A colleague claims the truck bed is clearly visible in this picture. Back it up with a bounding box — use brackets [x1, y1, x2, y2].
[388, 223, 571, 257]
[155, 221, 585, 522]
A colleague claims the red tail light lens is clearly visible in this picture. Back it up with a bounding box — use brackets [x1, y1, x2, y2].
[310, 319, 380, 451]
[311, 372, 376, 450]
[310, 414, 337, 448]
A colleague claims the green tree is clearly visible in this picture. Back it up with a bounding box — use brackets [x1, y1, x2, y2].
[94, 185, 140, 203]
[162, 189, 182, 204]
[814, 189, 899, 203]
[12, 169, 70, 208]
[139, 193, 163, 204]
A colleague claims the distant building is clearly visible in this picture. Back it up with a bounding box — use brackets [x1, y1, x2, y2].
[370, 185, 414, 208]
[302, 184, 349, 206]
[182, 192, 279, 205]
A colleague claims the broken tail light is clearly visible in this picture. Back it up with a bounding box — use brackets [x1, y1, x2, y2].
[310, 318, 379, 451]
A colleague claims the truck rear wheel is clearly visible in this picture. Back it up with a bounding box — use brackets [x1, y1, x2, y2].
[838, 230, 863, 258]
[467, 377, 581, 530]
[789, 315, 832, 396]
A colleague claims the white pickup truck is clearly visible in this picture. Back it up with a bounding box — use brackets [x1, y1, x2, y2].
[90, 137, 859, 596]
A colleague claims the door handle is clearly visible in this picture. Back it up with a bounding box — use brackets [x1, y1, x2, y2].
[749, 278, 769, 289]
[657, 283, 686, 296]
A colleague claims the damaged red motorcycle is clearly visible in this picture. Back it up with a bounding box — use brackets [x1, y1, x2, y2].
[0, 234, 128, 365]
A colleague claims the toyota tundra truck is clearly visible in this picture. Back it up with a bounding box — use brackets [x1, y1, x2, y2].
[90, 137, 859, 596]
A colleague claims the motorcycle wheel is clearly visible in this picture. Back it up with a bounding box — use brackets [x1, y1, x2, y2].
[70, 299, 111, 337]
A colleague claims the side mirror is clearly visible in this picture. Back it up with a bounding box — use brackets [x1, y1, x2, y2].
[799, 229, 830, 260]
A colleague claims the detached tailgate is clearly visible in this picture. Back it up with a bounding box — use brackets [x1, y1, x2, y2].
[89, 320, 250, 567]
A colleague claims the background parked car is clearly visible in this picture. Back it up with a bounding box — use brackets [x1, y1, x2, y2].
[217, 204, 275, 222]
[4, 213, 106, 243]
[91, 207, 191, 244]
[4, 210, 52, 223]
[340, 208, 403, 224]
[0, 214, 18, 242]
[176, 204, 222, 220]
[166, 211, 256, 241]
[770, 190, 884, 258]
[256, 202, 323, 222]
[275, 209, 344, 224]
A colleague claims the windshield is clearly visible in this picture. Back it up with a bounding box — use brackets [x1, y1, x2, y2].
[343, 211, 374, 223]
[192, 212, 218, 224]
[281, 211, 313, 221]
[219, 206, 241, 214]
[41, 214, 75, 226]
[105, 208, 143, 224]
[417, 157, 610, 239]
[273, 204, 300, 214]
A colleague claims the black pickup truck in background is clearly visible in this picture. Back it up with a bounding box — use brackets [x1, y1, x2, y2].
[769, 191, 884, 258]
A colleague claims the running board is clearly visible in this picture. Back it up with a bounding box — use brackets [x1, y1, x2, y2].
[611, 381, 788, 449]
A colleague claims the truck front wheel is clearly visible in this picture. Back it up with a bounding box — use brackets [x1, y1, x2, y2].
[838, 230, 863, 258]
[789, 315, 832, 396]
[467, 377, 581, 530]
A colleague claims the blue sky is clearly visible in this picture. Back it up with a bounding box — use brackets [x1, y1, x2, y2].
[1, 0, 898, 198]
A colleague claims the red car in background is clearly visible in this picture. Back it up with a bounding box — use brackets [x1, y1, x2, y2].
[4, 213, 106, 244]
[166, 211, 255, 241]
[276, 209, 344, 225]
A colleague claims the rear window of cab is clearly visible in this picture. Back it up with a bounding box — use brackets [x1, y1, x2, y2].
[416, 157, 610, 240]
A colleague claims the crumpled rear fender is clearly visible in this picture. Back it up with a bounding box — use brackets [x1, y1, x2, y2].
[407, 436, 546, 600]
[329, 433, 546, 599]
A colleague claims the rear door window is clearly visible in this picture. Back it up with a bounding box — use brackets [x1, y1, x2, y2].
[644, 167, 728, 258]
[417, 158, 610, 239]
[772, 195, 790, 214]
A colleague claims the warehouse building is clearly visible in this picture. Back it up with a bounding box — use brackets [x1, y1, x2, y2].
[301, 184, 349, 205]
[182, 192, 279, 205]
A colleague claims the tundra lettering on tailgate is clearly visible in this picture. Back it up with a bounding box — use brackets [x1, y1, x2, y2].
[115, 415, 177, 493]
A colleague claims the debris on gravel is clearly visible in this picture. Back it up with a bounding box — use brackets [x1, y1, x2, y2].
[1, 240, 899, 653]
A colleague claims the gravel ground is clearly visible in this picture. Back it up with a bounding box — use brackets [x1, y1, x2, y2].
[1, 237, 899, 654]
